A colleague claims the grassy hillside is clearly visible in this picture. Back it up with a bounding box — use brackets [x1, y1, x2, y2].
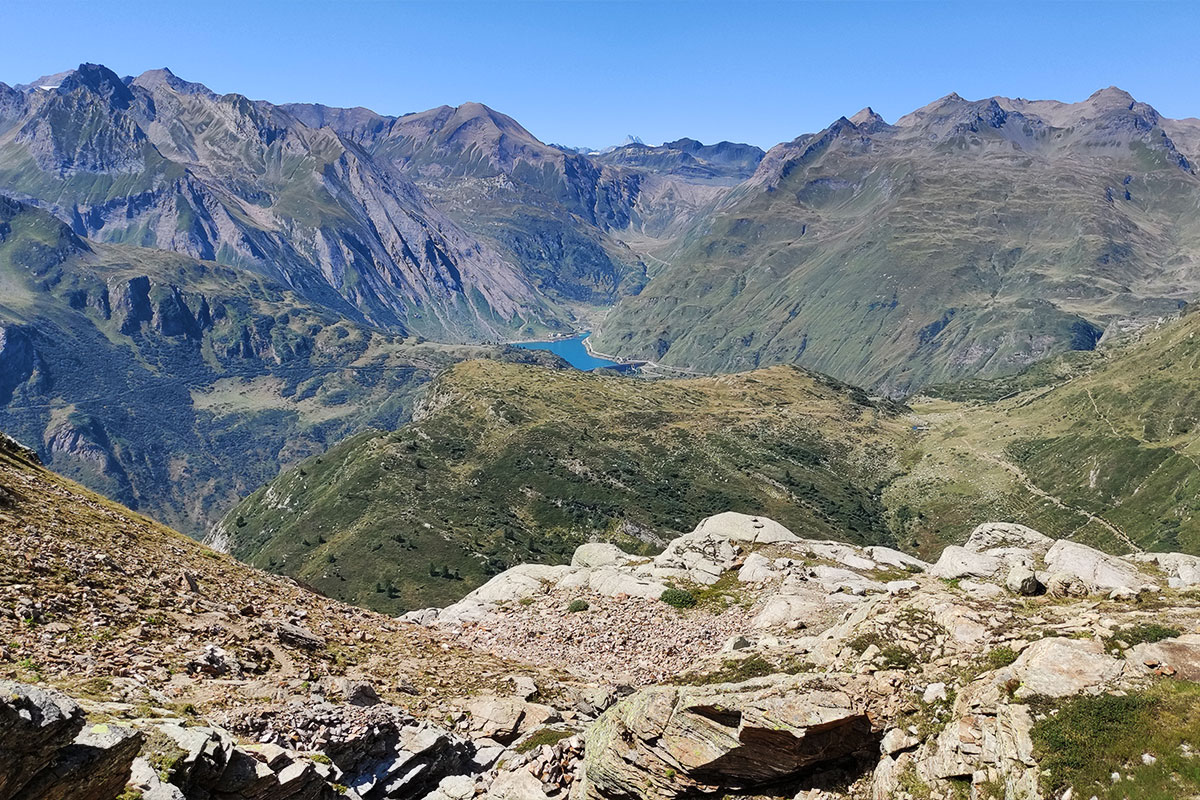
[218, 361, 915, 611]
[223, 309, 1200, 612]
[0, 196, 555, 534]
[893, 311, 1200, 557]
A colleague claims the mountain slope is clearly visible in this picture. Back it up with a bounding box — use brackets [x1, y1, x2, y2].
[286, 101, 767, 302]
[215, 360, 914, 611]
[222, 307, 1200, 611]
[0, 194, 553, 535]
[0, 64, 558, 340]
[594, 88, 1200, 394]
[894, 308, 1200, 557]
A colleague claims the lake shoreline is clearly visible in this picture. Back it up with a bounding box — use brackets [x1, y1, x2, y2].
[512, 332, 644, 372]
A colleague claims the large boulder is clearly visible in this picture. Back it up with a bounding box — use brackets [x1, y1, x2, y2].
[571, 543, 637, 569]
[438, 564, 576, 625]
[688, 512, 800, 544]
[751, 595, 826, 629]
[998, 637, 1125, 697]
[963, 523, 1053, 555]
[864, 546, 929, 571]
[467, 697, 559, 745]
[583, 673, 881, 799]
[929, 546, 1000, 579]
[1005, 566, 1044, 596]
[1044, 540, 1147, 593]
[1129, 552, 1200, 588]
[1127, 633, 1200, 680]
[649, 513, 798, 585]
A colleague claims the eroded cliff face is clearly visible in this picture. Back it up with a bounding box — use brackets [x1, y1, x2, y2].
[0, 65, 559, 341]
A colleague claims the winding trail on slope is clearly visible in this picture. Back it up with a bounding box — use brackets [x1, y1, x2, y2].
[1086, 388, 1122, 437]
[972, 445, 1141, 553]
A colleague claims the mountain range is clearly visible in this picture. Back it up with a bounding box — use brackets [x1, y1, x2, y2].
[4, 63, 1200, 538]
[594, 88, 1200, 393]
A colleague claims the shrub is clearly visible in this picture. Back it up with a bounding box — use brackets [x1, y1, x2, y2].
[660, 587, 697, 609]
[985, 645, 1018, 669]
[567, 599, 589, 613]
[879, 645, 918, 669]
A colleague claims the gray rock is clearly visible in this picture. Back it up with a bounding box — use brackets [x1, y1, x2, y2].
[1127, 633, 1200, 680]
[571, 543, 635, 569]
[0, 679, 142, 800]
[929, 546, 1000, 579]
[1129, 551, 1200, 588]
[1045, 540, 1147, 593]
[1005, 565, 1044, 596]
[583, 673, 880, 798]
[964, 522, 1053, 555]
[999, 637, 1125, 697]
[275, 621, 326, 650]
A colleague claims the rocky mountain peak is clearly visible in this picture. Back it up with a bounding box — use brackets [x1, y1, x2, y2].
[55, 62, 136, 110]
[131, 66, 215, 97]
[848, 105, 887, 129]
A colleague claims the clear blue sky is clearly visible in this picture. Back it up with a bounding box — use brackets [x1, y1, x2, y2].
[2, 0, 1197, 150]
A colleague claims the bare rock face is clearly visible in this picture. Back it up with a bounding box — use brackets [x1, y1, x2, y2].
[998, 637, 1126, 698]
[963, 522, 1053, 555]
[1045, 539, 1147, 593]
[0, 680, 143, 800]
[582, 674, 882, 799]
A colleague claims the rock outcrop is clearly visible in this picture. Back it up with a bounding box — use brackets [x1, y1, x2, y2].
[0, 680, 142, 800]
[583, 673, 887, 799]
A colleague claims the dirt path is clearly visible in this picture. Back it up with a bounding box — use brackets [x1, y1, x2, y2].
[973, 446, 1141, 553]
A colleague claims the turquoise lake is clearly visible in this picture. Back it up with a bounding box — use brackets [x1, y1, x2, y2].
[513, 333, 634, 372]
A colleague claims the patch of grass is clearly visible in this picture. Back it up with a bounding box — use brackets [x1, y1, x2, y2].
[1103, 623, 1181, 651]
[1029, 681, 1200, 799]
[675, 653, 815, 685]
[677, 655, 776, 685]
[515, 727, 574, 754]
[660, 587, 697, 609]
[846, 632, 884, 654]
[567, 599, 589, 613]
[688, 572, 747, 611]
[896, 763, 932, 799]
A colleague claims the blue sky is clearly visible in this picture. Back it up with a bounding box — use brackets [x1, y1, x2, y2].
[2, 1, 1197, 149]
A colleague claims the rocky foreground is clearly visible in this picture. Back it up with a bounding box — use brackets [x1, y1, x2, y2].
[4, 431, 1200, 800]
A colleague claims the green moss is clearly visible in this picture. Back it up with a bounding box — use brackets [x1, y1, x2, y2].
[566, 599, 589, 613]
[515, 727, 574, 754]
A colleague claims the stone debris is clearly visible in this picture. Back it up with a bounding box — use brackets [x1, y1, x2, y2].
[6, 455, 1200, 800]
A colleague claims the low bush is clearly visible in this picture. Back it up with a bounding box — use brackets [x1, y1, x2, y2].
[985, 645, 1018, 669]
[660, 587, 697, 609]
[567, 599, 589, 613]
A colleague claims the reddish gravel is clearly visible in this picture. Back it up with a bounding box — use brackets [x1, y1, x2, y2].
[451, 591, 756, 685]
